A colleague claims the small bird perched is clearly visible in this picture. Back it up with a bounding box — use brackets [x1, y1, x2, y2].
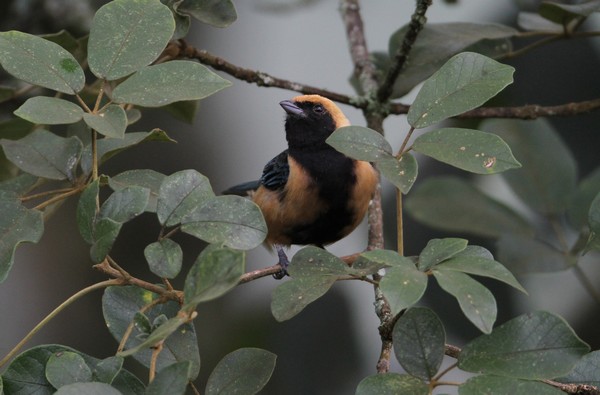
[224, 95, 378, 278]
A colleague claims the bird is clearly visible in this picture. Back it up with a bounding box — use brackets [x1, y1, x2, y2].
[223, 94, 378, 278]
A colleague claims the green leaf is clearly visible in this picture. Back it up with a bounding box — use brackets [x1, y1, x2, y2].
[88, 0, 175, 80]
[144, 239, 183, 279]
[118, 314, 189, 357]
[408, 52, 514, 128]
[14, 96, 83, 125]
[433, 269, 497, 333]
[54, 382, 123, 395]
[176, 0, 237, 28]
[418, 238, 468, 271]
[377, 153, 418, 194]
[90, 217, 122, 263]
[405, 176, 533, 238]
[271, 247, 347, 322]
[0, 31, 84, 94]
[83, 105, 127, 138]
[46, 351, 93, 388]
[161, 0, 191, 39]
[0, 173, 38, 195]
[517, 12, 563, 32]
[109, 169, 166, 213]
[0, 129, 82, 181]
[437, 254, 526, 294]
[76, 179, 99, 244]
[413, 128, 521, 174]
[205, 348, 276, 395]
[0, 192, 44, 283]
[181, 195, 267, 250]
[102, 286, 200, 379]
[111, 370, 145, 395]
[3, 345, 65, 394]
[484, 119, 577, 215]
[161, 100, 199, 124]
[587, 192, 600, 252]
[183, 244, 245, 308]
[459, 375, 565, 395]
[379, 256, 428, 316]
[93, 356, 124, 384]
[2, 345, 141, 395]
[146, 362, 190, 395]
[157, 169, 215, 226]
[539, 0, 600, 25]
[326, 126, 392, 162]
[349, 250, 395, 276]
[100, 186, 150, 223]
[392, 307, 445, 380]
[568, 166, 600, 229]
[387, 23, 516, 98]
[113, 61, 231, 107]
[355, 373, 428, 395]
[556, 350, 600, 387]
[459, 311, 590, 379]
[81, 129, 175, 175]
[496, 234, 571, 274]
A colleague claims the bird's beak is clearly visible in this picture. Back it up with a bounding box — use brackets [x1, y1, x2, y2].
[280, 100, 305, 117]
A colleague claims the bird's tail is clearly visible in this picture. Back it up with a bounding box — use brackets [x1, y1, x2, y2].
[221, 180, 261, 196]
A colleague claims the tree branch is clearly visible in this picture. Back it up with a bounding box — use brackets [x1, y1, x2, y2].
[169, 40, 359, 106]
[543, 380, 600, 395]
[376, 0, 432, 102]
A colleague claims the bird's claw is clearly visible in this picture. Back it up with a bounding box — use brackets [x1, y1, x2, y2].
[273, 245, 290, 279]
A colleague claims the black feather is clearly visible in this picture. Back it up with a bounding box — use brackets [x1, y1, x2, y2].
[259, 150, 289, 191]
[221, 180, 260, 196]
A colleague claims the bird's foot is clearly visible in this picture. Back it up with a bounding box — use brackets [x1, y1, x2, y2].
[273, 245, 290, 279]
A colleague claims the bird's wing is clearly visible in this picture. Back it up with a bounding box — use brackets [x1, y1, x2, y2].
[260, 150, 289, 191]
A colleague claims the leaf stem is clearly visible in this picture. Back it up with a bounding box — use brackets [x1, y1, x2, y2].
[0, 279, 122, 369]
[21, 187, 77, 203]
[149, 340, 164, 383]
[33, 185, 86, 211]
[433, 361, 458, 381]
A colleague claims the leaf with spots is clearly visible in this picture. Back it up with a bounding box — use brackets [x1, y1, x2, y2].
[380, 256, 428, 316]
[459, 311, 590, 379]
[326, 125, 393, 162]
[0, 31, 85, 94]
[412, 128, 521, 174]
[102, 286, 200, 379]
[112, 60, 231, 107]
[271, 247, 348, 322]
[88, 0, 175, 80]
[460, 375, 565, 395]
[14, 96, 84, 125]
[418, 238, 468, 271]
[355, 373, 428, 395]
[0, 192, 44, 283]
[183, 244, 245, 308]
[392, 307, 445, 380]
[0, 129, 82, 181]
[83, 105, 127, 139]
[181, 195, 267, 250]
[432, 268, 496, 333]
[377, 152, 418, 194]
[205, 348, 276, 395]
[408, 52, 514, 128]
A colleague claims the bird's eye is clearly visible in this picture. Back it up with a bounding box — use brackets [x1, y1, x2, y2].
[313, 104, 324, 114]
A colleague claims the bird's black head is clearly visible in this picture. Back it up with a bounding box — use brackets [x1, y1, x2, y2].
[280, 95, 350, 150]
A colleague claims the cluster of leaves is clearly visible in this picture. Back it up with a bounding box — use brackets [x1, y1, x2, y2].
[0, 0, 600, 394]
[0, 0, 278, 393]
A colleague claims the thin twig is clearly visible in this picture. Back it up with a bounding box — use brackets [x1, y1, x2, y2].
[149, 340, 164, 383]
[543, 379, 600, 395]
[0, 279, 122, 369]
[376, 0, 432, 102]
[33, 185, 86, 211]
[172, 40, 359, 106]
[117, 297, 166, 353]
